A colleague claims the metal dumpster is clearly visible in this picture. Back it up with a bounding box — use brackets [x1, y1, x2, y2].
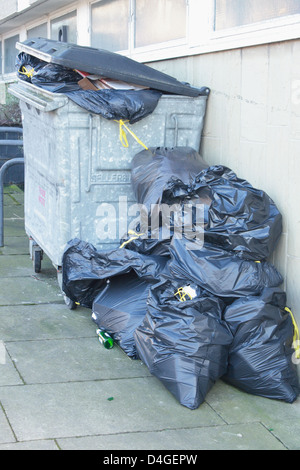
[9, 40, 210, 298]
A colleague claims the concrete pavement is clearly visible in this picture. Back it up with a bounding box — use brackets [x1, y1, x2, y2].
[0, 185, 300, 451]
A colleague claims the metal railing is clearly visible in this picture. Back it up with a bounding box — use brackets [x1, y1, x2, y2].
[0, 158, 24, 247]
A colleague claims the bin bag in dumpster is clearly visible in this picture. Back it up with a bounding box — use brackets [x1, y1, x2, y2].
[31, 62, 83, 93]
[191, 165, 282, 261]
[168, 238, 283, 299]
[134, 277, 233, 409]
[16, 38, 208, 98]
[131, 147, 209, 209]
[223, 288, 300, 403]
[63, 88, 162, 124]
[16, 52, 47, 82]
[17, 53, 82, 93]
[61, 238, 167, 309]
[16, 52, 162, 124]
[92, 273, 152, 359]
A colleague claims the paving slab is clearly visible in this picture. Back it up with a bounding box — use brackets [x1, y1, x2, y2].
[267, 419, 300, 450]
[0, 379, 224, 442]
[2, 218, 26, 238]
[57, 422, 287, 450]
[0, 254, 34, 277]
[0, 304, 94, 341]
[0, 237, 29, 255]
[0, 277, 63, 306]
[0, 405, 16, 444]
[3, 194, 24, 207]
[4, 205, 24, 219]
[0, 440, 59, 450]
[206, 380, 300, 428]
[6, 337, 151, 384]
[0, 342, 23, 386]
[0, 250, 56, 275]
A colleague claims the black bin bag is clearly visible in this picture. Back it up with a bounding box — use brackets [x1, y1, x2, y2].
[64, 88, 162, 124]
[168, 238, 283, 299]
[120, 228, 171, 257]
[31, 62, 83, 93]
[134, 277, 233, 409]
[192, 165, 283, 261]
[131, 147, 209, 209]
[223, 288, 300, 403]
[62, 238, 167, 309]
[16, 52, 47, 82]
[124, 146, 209, 255]
[17, 53, 82, 92]
[92, 273, 152, 359]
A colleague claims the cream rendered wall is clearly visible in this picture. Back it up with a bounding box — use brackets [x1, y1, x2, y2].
[150, 39, 300, 325]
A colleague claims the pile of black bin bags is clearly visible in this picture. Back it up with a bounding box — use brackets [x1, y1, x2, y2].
[62, 146, 300, 409]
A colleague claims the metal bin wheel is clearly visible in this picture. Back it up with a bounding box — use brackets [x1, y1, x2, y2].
[64, 295, 77, 310]
[57, 269, 77, 310]
[29, 239, 44, 273]
[33, 249, 42, 273]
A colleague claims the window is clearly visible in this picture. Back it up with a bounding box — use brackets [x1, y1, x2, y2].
[4, 35, 19, 73]
[27, 23, 48, 39]
[215, 0, 300, 30]
[51, 11, 77, 44]
[135, 0, 186, 48]
[0, 41, 2, 75]
[91, 0, 129, 52]
[90, 0, 187, 53]
[88, 0, 300, 62]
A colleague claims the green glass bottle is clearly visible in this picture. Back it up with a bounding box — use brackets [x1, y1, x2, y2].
[96, 329, 114, 349]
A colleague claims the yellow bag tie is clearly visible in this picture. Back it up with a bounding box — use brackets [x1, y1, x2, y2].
[285, 307, 300, 360]
[174, 287, 193, 302]
[119, 229, 145, 249]
[19, 66, 35, 79]
[115, 120, 148, 150]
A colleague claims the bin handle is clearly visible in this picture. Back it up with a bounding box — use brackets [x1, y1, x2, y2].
[85, 114, 94, 193]
[172, 115, 179, 147]
[8, 83, 68, 112]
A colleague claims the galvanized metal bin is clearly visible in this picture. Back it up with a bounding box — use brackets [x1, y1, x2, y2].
[9, 79, 209, 272]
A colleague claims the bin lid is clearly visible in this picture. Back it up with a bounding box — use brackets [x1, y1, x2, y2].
[16, 38, 209, 98]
